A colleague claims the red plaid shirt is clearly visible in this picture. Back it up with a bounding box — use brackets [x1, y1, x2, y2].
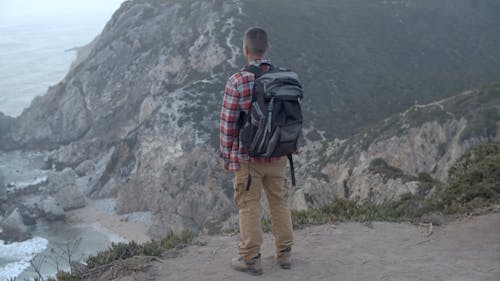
[219, 59, 281, 172]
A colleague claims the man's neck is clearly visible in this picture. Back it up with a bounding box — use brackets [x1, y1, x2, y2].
[247, 55, 264, 62]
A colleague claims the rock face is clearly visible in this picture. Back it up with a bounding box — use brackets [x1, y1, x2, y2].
[41, 197, 66, 221]
[304, 89, 500, 204]
[75, 160, 95, 177]
[4, 0, 500, 149]
[0, 208, 32, 242]
[116, 148, 233, 237]
[46, 168, 78, 193]
[48, 140, 108, 171]
[1, 0, 500, 235]
[55, 186, 87, 211]
[0, 169, 6, 201]
[0, 112, 17, 150]
[46, 168, 87, 210]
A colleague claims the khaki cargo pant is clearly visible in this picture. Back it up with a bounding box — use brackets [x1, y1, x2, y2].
[233, 157, 294, 259]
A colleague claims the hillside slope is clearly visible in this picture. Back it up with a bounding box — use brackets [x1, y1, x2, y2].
[3, 0, 500, 148]
[303, 85, 500, 206]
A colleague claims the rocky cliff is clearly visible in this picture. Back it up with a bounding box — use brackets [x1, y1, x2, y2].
[1, 0, 500, 237]
[300, 85, 500, 206]
[4, 0, 500, 149]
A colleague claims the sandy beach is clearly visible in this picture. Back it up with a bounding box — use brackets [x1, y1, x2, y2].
[66, 204, 151, 244]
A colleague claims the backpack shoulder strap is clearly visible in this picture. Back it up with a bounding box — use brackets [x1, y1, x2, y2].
[244, 62, 274, 78]
[244, 65, 263, 77]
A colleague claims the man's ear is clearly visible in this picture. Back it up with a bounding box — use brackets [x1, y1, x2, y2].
[243, 46, 249, 57]
[266, 43, 271, 54]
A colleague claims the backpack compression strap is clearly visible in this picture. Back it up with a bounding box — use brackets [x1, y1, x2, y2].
[287, 154, 296, 186]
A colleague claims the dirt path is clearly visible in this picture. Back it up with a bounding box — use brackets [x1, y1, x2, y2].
[97, 213, 500, 281]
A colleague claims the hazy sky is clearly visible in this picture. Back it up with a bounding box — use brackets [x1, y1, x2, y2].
[0, 0, 125, 24]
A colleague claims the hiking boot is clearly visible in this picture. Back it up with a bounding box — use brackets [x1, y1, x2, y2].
[231, 254, 263, 275]
[277, 247, 292, 269]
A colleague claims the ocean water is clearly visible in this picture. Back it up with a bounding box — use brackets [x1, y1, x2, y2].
[16, 221, 126, 280]
[0, 151, 47, 280]
[0, 222, 126, 280]
[0, 151, 128, 280]
[0, 150, 47, 190]
[0, 1, 126, 279]
[0, 0, 125, 117]
[0, 237, 49, 280]
[0, 21, 102, 117]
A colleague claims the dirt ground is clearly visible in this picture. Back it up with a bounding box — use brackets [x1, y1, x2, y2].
[89, 213, 500, 281]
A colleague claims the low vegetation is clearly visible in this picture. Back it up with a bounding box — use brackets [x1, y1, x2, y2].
[269, 143, 500, 231]
[86, 230, 193, 269]
[14, 231, 193, 281]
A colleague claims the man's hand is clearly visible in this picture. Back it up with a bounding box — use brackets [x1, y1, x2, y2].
[221, 159, 229, 172]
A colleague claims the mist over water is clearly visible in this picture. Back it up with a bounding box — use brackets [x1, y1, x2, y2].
[0, 0, 124, 117]
[0, 1, 125, 279]
[0, 23, 89, 116]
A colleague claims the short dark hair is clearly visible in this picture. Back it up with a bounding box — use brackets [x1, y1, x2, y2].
[244, 27, 269, 55]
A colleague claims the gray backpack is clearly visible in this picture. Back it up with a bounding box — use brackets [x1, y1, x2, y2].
[240, 63, 303, 186]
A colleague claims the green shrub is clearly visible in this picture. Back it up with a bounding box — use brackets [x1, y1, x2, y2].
[86, 230, 193, 269]
[55, 271, 81, 281]
[262, 144, 500, 230]
[439, 144, 500, 209]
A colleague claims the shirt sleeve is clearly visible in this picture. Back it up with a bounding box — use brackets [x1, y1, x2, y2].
[219, 76, 240, 163]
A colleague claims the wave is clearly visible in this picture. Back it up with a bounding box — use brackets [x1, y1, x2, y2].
[8, 176, 48, 191]
[0, 236, 49, 280]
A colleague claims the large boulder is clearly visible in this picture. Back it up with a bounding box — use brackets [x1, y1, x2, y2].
[54, 186, 87, 211]
[45, 168, 87, 210]
[48, 140, 109, 170]
[41, 197, 66, 221]
[46, 167, 77, 193]
[17, 196, 45, 225]
[19, 206, 40, 226]
[0, 208, 32, 242]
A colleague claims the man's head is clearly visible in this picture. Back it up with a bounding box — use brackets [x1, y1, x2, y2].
[243, 27, 269, 61]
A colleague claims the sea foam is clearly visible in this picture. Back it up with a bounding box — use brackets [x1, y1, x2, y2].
[0, 236, 49, 280]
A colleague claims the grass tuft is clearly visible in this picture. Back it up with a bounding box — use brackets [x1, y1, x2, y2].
[86, 230, 193, 269]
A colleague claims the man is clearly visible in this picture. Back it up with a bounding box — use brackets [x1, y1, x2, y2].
[219, 27, 294, 275]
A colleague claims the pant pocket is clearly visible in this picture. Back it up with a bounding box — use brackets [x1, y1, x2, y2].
[233, 172, 260, 209]
[233, 177, 247, 209]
